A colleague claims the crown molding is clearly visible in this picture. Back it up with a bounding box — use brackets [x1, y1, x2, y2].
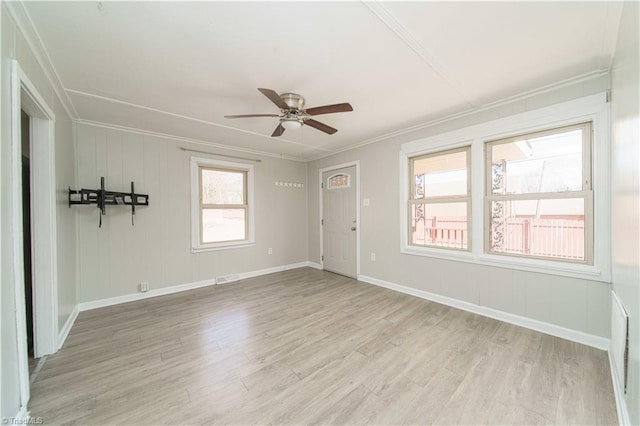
[66, 89, 335, 154]
[75, 119, 309, 163]
[5, 1, 79, 120]
[307, 69, 609, 162]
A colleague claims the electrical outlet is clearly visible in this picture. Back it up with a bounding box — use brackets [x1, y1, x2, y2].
[370, 253, 376, 261]
[140, 281, 149, 292]
[268, 247, 273, 255]
[363, 198, 370, 207]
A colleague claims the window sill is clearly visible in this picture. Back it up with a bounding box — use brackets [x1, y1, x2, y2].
[192, 241, 255, 253]
[401, 246, 608, 282]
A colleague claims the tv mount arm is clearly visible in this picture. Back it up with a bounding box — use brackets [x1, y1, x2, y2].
[68, 177, 149, 227]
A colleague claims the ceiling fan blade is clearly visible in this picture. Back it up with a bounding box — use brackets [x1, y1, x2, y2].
[258, 88, 289, 110]
[271, 123, 285, 137]
[224, 114, 280, 119]
[305, 103, 353, 116]
[304, 119, 338, 135]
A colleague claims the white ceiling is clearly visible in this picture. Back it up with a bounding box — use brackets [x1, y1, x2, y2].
[23, 1, 622, 161]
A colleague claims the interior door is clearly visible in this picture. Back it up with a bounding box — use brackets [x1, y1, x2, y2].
[322, 166, 357, 278]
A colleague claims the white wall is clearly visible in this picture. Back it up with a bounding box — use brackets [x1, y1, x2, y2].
[308, 75, 611, 340]
[75, 123, 308, 302]
[611, 2, 639, 424]
[1, 2, 78, 419]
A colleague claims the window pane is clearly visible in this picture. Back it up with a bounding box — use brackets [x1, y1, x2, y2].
[411, 202, 468, 249]
[328, 174, 350, 189]
[202, 209, 246, 243]
[490, 128, 583, 195]
[202, 169, 244, 205]
[413, 150, 467, 199]
[489, 198, 585, 261]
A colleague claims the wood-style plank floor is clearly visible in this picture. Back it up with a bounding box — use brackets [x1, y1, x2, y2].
[29, 268, 618, 425]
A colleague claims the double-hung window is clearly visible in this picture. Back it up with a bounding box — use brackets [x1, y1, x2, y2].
[485, 122, 592, 263]
[408, 146, 471, 250]
[401, 94, 607, 279]
[190, 157, 254, 251]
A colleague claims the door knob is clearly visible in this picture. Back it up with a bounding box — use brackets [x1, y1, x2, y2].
[351, 226, 356, 231]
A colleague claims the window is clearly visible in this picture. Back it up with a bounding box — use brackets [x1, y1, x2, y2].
[485, 122, 592, 263]
[328, 173, 350, 189]
[401, 93, 608, 280]
[408, 146, 471, 250]
[190, 157, 254, 251]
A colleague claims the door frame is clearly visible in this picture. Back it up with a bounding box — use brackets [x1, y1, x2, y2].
[11, 60, 59, 409]
[319, 161, 360, 277]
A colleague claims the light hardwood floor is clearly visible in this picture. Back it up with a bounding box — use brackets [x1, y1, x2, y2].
[29, 268, 617, 425]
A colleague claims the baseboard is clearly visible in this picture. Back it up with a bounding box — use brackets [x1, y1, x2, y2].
[609, 345, 631, 425]
[239, 261, 312, 280]
[357, 274, 609, 351]
[307, 261, 322, 270]
[58, 305, 79, 349]
[78, 261, 314, 312]
[14, 406, 29, 422]
[78, 278, 216, 311]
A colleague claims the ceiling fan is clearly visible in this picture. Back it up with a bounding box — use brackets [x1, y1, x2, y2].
[225, 88, 353, 137]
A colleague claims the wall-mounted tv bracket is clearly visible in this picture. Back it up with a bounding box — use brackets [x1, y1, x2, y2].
[68, 177, 149, 227]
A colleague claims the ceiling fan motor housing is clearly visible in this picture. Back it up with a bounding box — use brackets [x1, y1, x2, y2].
[280, 93, 305, 111]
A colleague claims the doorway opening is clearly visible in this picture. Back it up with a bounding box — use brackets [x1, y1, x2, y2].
[21, 109, 36, 373]
[12, 60, 60, 413]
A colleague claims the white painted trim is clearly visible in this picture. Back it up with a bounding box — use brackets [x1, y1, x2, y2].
[78, 262, 315, 312]
[13, 62, 60, 358]
[399, 93, 611, 282]
[9, 58, 61, 420]
[11, 60, 32, 416]
[14, 406, 30, 423]
[357, 274, 609, 351]
[79, 278, 216, 311]
[238, 261, 313, 280]
[189, 156, 255, 252]
[307, 262, 323, 270]
[5, 1, 78, 119]
[319, 161, 361, 277]
[57, 305, 79, 350]
[608, 348, 631, 426]
[78, 119, 306, 162]
[68, 89, 334, 154]
[307, 71, 609, 162]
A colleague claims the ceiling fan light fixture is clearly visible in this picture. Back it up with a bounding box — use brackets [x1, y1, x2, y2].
[225, 88, 352, 137]
[281, 118, 303, 130]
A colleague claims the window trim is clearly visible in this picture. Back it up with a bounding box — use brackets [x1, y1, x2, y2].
[399, 92, 610, 282]
[484, 121, 593, 264]
[408, 145, 472, 251]
[190, 156, 255, 252]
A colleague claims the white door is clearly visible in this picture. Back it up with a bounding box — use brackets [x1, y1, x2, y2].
[322, 166, 357, 278]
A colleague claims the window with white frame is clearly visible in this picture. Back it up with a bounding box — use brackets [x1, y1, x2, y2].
[408, 146, 471, 250]
[485, 122, 592, 263]
[400, 94, 608, 281]
[190, 157, 254, 251]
